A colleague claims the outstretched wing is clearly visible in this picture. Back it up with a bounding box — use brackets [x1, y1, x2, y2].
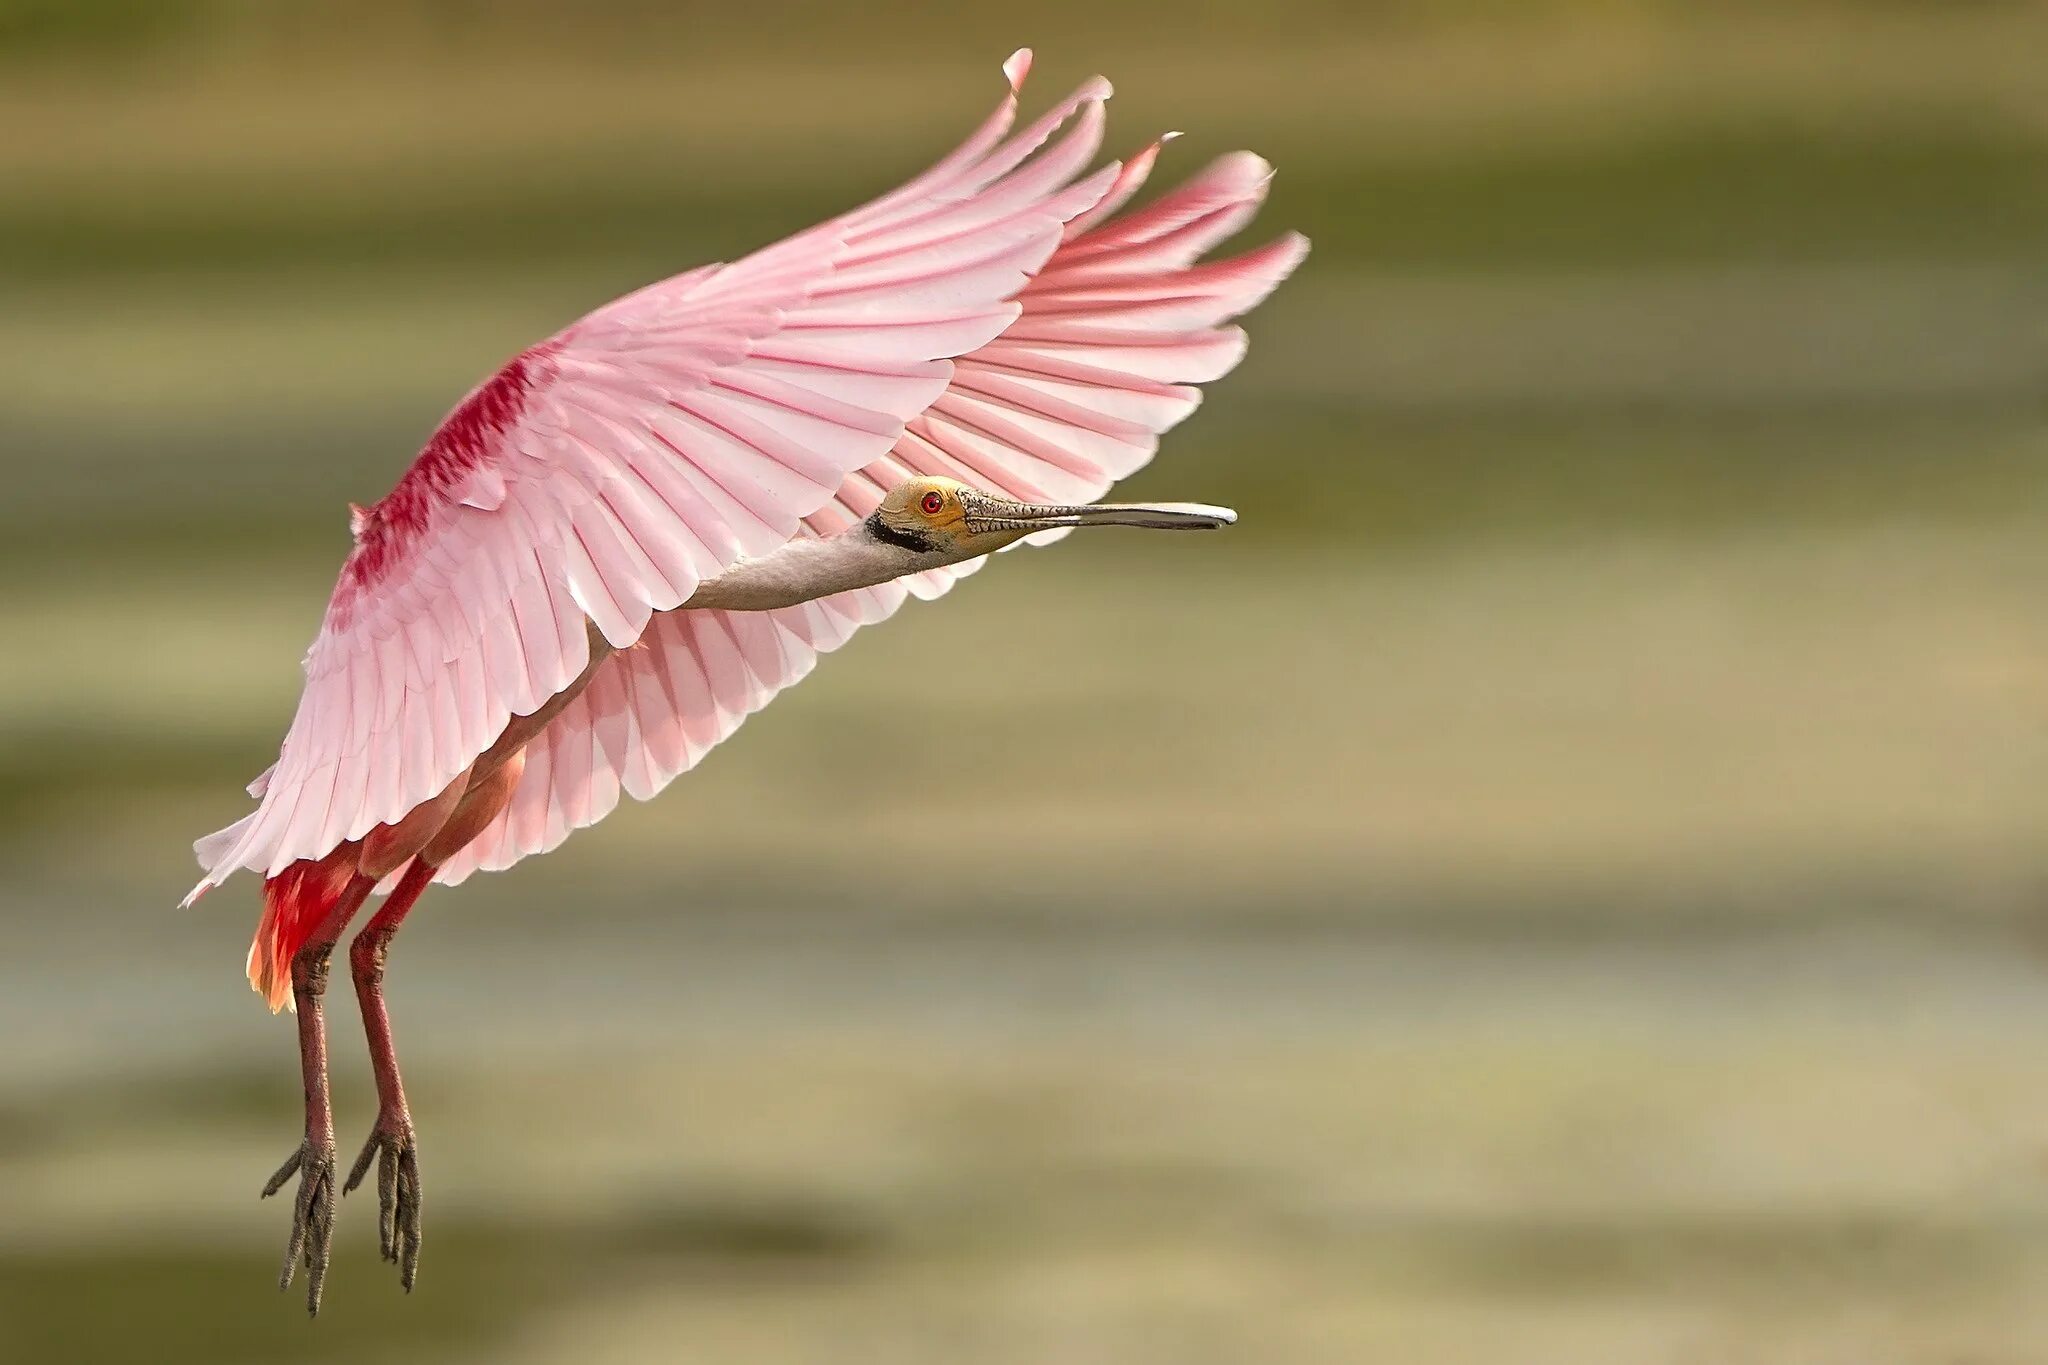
[188, 53, 1121, 900]
[436, 143, 1309, 885]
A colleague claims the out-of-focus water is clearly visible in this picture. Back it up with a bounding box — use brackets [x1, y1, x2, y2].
[5, 3, 2048, 1361]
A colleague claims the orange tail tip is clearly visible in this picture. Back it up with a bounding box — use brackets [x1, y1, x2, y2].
[250, 849, 358, 1013]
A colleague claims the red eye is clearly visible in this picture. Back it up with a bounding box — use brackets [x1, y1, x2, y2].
[919, 491, 945, 515]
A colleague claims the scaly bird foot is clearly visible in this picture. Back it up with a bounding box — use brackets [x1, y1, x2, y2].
[344, 1117, 422, 1290]
[262, 1140, 338, 1315]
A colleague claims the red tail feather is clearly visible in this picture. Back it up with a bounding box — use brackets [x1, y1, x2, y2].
[249, 847, 359, 1013]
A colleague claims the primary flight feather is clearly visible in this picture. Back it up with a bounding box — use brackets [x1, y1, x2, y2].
[187, 50, 1306, 1314]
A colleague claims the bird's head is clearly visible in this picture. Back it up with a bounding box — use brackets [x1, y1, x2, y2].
[865, 476, 1236, 560]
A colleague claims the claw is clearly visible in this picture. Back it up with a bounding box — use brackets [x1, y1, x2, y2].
[343, 1120, 422, 1289]
[264, 1140, 337, 1315]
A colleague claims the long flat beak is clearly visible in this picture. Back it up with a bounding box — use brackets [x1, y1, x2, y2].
[965, 494, 1237, 533]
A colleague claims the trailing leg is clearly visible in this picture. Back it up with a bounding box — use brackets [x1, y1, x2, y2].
[338, 746, 524, 1295]
[344, 857, 434, 1287]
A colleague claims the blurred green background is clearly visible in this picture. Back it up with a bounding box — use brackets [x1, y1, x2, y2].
[4, 1, 2048, 1361]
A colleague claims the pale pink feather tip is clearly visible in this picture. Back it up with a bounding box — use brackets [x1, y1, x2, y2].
[1003, 49, 1033, 91]
[1065, 130, 1181, 238]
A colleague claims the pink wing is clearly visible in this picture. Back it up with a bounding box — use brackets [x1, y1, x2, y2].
[188, 53, 1124, 901]
[435, 142, 1309, 886]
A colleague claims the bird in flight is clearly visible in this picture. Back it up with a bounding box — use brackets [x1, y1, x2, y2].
[185, 49, 1306, 1314]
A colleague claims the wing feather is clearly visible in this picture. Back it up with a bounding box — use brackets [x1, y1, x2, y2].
[188, 55, 1121, 899]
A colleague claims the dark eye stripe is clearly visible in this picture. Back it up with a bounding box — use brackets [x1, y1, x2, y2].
[866, 511, 938, 553]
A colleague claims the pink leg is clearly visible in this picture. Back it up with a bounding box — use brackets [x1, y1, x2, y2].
[333, 745, 524, 1295]
[343, 856, 437, 1289]
[261, 872, 375, 1316]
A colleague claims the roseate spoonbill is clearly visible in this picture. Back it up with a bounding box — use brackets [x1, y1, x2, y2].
[185, 49, 1305, 1313]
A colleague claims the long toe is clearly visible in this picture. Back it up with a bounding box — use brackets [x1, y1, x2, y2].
[397, 1142, 422, 1291]
[263, 1141, 338, 1316]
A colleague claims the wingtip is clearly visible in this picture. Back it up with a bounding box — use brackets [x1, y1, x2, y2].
[1000, 50, 1111, 104]
[1219, 149, 1276, 188]
[1003, 48, 1032, 92]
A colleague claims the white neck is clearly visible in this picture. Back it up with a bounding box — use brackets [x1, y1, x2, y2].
[682, 528, 954, 612]
[473, 528, 948, 780]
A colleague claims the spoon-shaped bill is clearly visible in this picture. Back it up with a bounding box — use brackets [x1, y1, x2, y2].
[964, 494, 1237, 533]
